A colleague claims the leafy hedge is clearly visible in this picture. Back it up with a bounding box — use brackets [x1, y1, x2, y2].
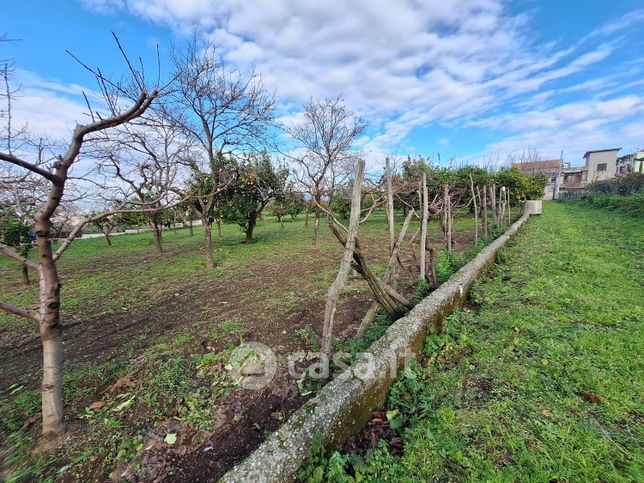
[573, 193, 644, 217]
[587, 173, 643, 196]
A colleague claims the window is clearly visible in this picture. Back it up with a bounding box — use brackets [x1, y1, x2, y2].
[597, 163, 607, 171]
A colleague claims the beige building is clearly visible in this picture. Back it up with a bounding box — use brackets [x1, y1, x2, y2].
[582, 148, 621, 183]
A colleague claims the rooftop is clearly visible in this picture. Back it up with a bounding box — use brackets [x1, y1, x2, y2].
[512, 159, 562, 171]
[583, 148, 622, 158]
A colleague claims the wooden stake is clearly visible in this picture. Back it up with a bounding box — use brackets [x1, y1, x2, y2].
[482, 186, 488, 236]
[419, 173, 429, 280]
[470, 174, 478, 246]
[321, 159, 365, 354]
[385, 157, 396, 285]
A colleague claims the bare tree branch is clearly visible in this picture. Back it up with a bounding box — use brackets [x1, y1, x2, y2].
[0, 299, 38, 321]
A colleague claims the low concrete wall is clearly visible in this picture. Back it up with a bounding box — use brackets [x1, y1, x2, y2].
[222, 214, 533, 482]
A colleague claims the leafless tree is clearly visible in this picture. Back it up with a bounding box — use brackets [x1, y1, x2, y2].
[0, 38, 164, 447]
[506, 147, 542, 166]
[285, 96, 366, 245]
[164, 34, 276, 268]
[94, 116, 191, 253]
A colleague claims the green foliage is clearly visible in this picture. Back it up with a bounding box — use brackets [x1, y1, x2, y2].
[217, 153, 289, 239]
[454, 165, 492, 191]
[434, 250, 467, 285]
[562, 174, 644, 217]
[401, 155, 435, 183]
[330, 185, 380, 220]
[570, 192, 644, 217]
[270, 187, 305, 222]
[295, 325, 319, 351]
[587, 172, 643, 195]
[0, 219, 31, 257]
[495, 166, 548, 201]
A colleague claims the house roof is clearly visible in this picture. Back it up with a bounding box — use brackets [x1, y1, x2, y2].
[583, 148, 622, 158]
[512, 159, 561, 171]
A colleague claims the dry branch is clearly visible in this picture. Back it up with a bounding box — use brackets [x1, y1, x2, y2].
[321, 159, 365, 354]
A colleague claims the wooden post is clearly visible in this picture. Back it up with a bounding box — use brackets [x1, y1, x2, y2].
[428, 246, 437, 288]
[443, 184, 452, 252]
[321, 159, 365, 354]
[385, 157, 396, 285]
[482, 186, 488, 236]
[419, 174, 429, 280]
[470, 174, 478, 246]
[490, 184, 497, 229]
[356, 208, 414, 339]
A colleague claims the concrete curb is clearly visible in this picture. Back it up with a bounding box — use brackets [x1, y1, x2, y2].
[222, 214, 532, 482]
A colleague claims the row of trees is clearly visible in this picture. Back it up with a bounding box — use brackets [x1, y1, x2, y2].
[0, 33, 548, 448]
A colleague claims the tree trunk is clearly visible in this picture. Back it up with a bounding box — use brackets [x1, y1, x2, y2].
[246, 212, 258, 243]
[22, 263, 30, 285]
[203, 218, 214, 269]
[35, 216, 64, 445]
[152, 220, 163, 254]
[355, 302, 379, 340]
[188, 219, 194, 236]
[103, 232, 112, 246]
[321, 160, 365, 354]
[314, 199, 321, 246]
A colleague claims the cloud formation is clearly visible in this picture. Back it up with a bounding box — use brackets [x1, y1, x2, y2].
[25, 2, 644, 164]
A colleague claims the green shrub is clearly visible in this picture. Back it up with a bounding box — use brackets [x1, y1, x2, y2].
[568, 193, 644, 217]
[587, 173, 643, 196]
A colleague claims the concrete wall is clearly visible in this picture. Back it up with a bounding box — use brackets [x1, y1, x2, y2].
[222, 212, 534, 483]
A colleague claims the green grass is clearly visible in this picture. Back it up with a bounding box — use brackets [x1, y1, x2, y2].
[309, 201, 644, 482]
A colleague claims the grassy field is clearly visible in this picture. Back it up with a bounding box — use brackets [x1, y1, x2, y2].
[309, 201, 644, 481]
[0, 210, 486, 481]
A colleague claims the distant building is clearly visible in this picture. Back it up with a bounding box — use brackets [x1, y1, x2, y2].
[616, 151, 644, 175]
[512, 159, 562, 199]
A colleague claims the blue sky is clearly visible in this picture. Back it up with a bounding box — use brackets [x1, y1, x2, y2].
[2, 0, 643, 168]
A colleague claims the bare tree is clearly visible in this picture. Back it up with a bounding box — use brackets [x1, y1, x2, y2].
[285, 96, 366, 245]
[0, 39, 162, 447]
[94, 116, 190, 253]
[506, 147, 542, 166]
[165, 34, 276, 268]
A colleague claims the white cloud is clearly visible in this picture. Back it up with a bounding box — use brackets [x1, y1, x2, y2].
[67, 2, 644, 166]
[8, 70, 93, 140]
